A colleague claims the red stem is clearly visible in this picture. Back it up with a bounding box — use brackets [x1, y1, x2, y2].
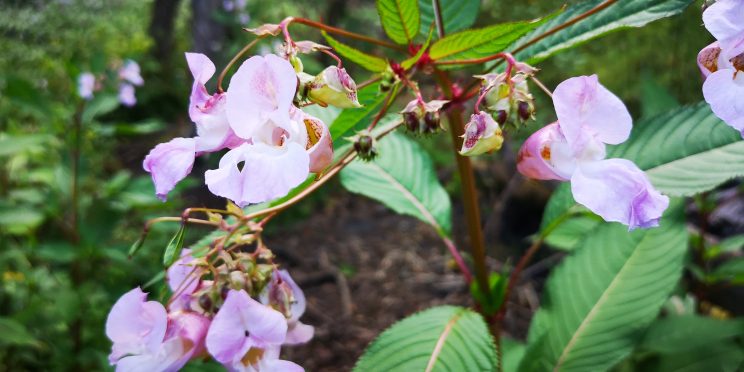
[289, 17, 407, 53]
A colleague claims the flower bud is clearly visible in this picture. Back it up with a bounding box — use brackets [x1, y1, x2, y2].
[517, 100, 534, 122]
[268, 276, 296, 318]
[476, 68, 536, 127]
[400, 99, 448, 135]
[460, 112, 504, 156]
[350, 130, 378, 161]
[308, 66, 361, 108]
[379, 68, 398, 93]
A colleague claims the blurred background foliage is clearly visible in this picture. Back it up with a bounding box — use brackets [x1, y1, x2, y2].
[0, 0, 731, 370]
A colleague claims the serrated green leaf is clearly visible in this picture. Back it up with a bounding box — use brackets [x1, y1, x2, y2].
[163, 224, 186, 266]
[354, 306, 496, 371]
[430, 19, 545, 66]
[329, 83, 387, 143]
[376, 0, 420, 45]
[544, 215, 601, 251]
[323, 32, 389, 72]
[513, 0, 693, 64]
[521, 201, 688, 372]
[640, 315, 744, 354]
[341, 132, 452, 235]
[418, 0, 479, 37]
[609, 102, 744, 196]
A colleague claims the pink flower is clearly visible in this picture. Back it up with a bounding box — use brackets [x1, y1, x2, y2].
[307, 66, 361, 108]
[78, 72, 95, 100]
[118, 84, 137, 107]
[459, 112, 504, 156]
[702, 0, 744, 60]
[517, 75, 668, 230]
[186, 53, 241, 152]
[226, 54, 298, 140]
[119, 60, 144, 86]
[143, 137, 197, 201]
[205, 106, 331, 207]
[167, 249, 204, 311]
[106, 288, 210, 372]
[205, 289, 303, 372]
[261, 270, 314, 345]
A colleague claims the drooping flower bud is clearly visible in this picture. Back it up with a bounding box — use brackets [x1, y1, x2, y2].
[308, 66, 361, 108]
[475, 64, 537, 127]
[244, 23, 282, 37]
[400, 99, 449, 135]
[349, 130, 378, 161]
[460, 112, 504, 156]
[379, 67, 399, 93]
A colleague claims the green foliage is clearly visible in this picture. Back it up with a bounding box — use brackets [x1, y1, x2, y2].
[513, 0, 694, 64]
[469, 272, 507, 315]
[354, 306, 497, 372]
[543, 215, 601, 251]
[162, 223, 187, 267]
[376, 0, 420, 45]
[0, 317, 41, 348]
[341, 131, 452, 235]
[329, 83, 388, 143]
[323, 32, 389, 72]
[639, 315, 744, 354]
[521, 201, 688, 372]
[429, 20, 545, 66]
[418, 0, 479, 37]
[610, 102, 744, 196]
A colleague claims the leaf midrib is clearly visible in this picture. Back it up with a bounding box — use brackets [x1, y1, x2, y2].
[394, 0, 413, 42]
[425, 310, 463, 372]
[431, 25, 518, 60]
[367, 162, 442, 231]
[552, 230, 652, 370]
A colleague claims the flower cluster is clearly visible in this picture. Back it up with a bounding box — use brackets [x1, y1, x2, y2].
[698, 0, 744, 136]
[106, 248, 311, 371]
[78, 59, 144, 107]
[144, 51, 357, 206]
[517, 75, 669, 230]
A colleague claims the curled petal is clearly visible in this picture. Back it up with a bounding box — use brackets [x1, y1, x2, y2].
[703, 0, 744, 59]
[459, 112, 503, 156]
[185, 52, 217, 123]
[517, 123, 568, 181]
[106, 288, 168, 364]
[301, 111, 333, 173]
[571, 159, 669, 230]
[166, 311, 211, 368]
[191, 93, 239, 152]
[261, 358, 305, 372]
[553, 75, 632, 148]
[226, 54, 297, 139]
[205, 142, 309, 207]
[702, 68, 744, 136]
[697, 42, 725, 78]
[143, 138, 196, 201]
[294, 40, 331, 54]
[244, 23, 282, 36]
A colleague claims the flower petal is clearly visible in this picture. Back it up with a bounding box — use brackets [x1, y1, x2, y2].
[226, 54, 297, 139]
[261, 359, 305, 372]
[143, 137, 196, 201]
[553, 75, 632, 148]
[702, 69, 744, 136]
[242, 293, 288, 345]
[78, 72, 95, 100]
[285, 322, 314, 345]
[703, 0, 744, 59]
[517, 123, 569, 181]
[118, 84, 137, 107]
[205, 142, 309, 206]
[186, 53, 217, 123]
[166, 249, 200, 311]
[571, 159, 669, 230]
[119, 60, 144, 86]
[205, 290, 252, 364]
[167, 311, 211, 368]
[106, 288, 168, 363]
[301, 111, 333, 173]
[114, 337, 185, 372]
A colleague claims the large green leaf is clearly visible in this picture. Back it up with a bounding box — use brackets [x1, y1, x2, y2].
[520, 201, 688, 372]
[323, 32, 389, 72]
[513, 0, 693, 64]
[341, 131, 452, 235]
[430, 20, 544, 66]
[609, 102, 744, 196]
[418, 0, 479, 37]
[640, 315, 744, 354]
[354, 306, 496, 371]
[376, 0, 420, 45]
[329, 83, 387, 143]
